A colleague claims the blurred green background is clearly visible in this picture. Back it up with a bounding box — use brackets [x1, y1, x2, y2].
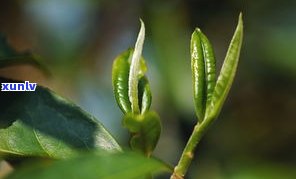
[1, 0, 296, 178]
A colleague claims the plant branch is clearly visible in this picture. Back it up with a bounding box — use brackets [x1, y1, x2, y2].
[170, 120, 210, 179]
[171, 13, 243, 179]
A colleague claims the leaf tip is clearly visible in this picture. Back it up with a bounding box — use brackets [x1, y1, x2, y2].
[239, 12, 243, 19]
[139, 18, 145, 26]
[191, 28, 202, 44]
[138, 18, 145, 40]
[195, 27, 202, 33]
[238, 12, 243, 28]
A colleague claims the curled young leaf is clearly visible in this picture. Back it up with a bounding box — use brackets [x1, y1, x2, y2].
[112, 20, 158, 156]
[205, 13, 243, 121]
[191, 29, 205, 121]
[199, 32, 216, 109]
[112, 20, 152, 115]
[112, 49, 133, 114]
[123, 111, 161, 157]
[112, 49, 150, 114]
[129, 19, 145, 114]
[138, 76, 152, 114]
[191, 28, 216, 121]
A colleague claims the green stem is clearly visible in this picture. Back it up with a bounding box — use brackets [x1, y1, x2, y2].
[170, 120, 210, 179]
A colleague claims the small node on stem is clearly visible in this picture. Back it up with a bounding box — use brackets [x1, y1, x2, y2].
[170, 172, 184, 179]
[185, 151, 194, 159]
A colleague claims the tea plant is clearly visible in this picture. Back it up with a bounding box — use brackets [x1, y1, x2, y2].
[0, 13, 243, 179]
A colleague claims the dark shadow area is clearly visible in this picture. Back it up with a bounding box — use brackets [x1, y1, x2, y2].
[0, 77, 104, 150]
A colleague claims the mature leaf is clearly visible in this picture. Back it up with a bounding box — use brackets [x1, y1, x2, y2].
[0, 35, 49, 75]
[7, 151, 171, 179]
[0, 77, 121, 159]
[191, 28, 216, 121]
[123, 112, 161, 157]
[128, 19, 145, 114]
[205, 13, 243, 121]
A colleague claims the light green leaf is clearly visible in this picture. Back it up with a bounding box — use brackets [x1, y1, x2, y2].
[128, 19, 145, 114]
[123, 111, 161, 157]
[7, 151, 171, 179]
[191, 28, 216, 121]
[0, 77, 121, 159]
[0, 35, 49, 75]
[205, 13, 243, 121]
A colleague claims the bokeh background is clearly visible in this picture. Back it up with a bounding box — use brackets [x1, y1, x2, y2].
[1, 0, 296, 178]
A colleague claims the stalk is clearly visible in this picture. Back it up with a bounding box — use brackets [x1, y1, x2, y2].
[170, 119, 211, 179]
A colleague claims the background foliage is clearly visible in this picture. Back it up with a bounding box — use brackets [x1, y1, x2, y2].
[0, 0, 296, 178]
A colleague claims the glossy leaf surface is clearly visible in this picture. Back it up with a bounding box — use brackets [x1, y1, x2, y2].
[112, 49, 150, 114]
[191, 29, 216, 121]
[7, 151, 171, 179]
[205, 13, 243, 121]
[0, 77, 121, 159]
[112, 49, 133, 114]
[123, 112, 161, 157]
[191, 29, 206, 121]
[199, 32, 216, 108]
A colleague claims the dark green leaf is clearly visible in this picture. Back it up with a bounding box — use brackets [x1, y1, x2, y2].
[7, 151, 171, 179]
[123, 112, 161, 157]
[0, 35, 49, 75]
[191, 28, 216, 121]
[205, 13, 243, 121]
[0, 77, 121, 159]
